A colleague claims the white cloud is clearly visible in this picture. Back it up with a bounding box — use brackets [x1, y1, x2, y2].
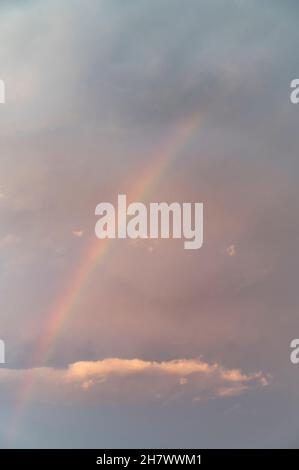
[72, 230, 84, 238]
[0, 234, 21, 248]
[226, 245, 236, 257]
[0, 358, 269, 404]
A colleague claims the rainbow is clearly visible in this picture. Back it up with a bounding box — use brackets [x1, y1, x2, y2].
[9, 113, 202, 440]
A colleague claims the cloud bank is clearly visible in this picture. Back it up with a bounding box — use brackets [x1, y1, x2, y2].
[0, 358, 269, 404]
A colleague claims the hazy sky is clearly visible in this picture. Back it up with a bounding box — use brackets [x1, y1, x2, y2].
[0, 0, 299, 448]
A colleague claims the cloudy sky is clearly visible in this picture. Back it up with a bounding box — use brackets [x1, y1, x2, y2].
[0, 0, 299, 448]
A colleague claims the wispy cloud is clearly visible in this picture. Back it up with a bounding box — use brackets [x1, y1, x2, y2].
[72, 230, 84, 238]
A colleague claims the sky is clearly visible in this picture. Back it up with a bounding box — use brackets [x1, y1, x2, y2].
[0, 0, 299, 448]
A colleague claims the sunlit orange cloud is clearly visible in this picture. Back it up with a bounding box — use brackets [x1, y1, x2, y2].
[9, 113, 202, 439]
[0, 358, 268, 405]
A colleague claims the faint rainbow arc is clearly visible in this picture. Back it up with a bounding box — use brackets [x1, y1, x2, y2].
[9, 114, 201, 439]
[36, 113, 201, 364]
